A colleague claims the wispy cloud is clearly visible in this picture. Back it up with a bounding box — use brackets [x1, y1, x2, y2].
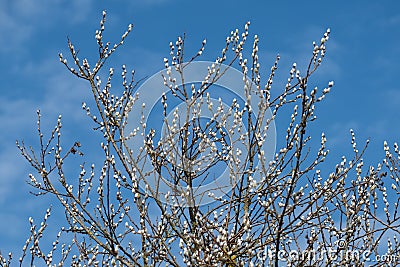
[379, 14, 400, 28]
[0, 0, 93, 53]
[383, 89, 400, 107]
[0, 5, 33, 53]
[0, 47, 108, 253]
[0, 57, 91, 198]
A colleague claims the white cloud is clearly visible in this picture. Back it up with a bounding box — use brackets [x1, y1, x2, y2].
[379, 14, 400, 27]
[5, 0, 93, 23]
[0, 143, 29, 202]
[0, 53, 102, 252]
[0, 0, 93, 53]
[0, 7, 33, 53]
[0, 57, 91, 198]
[383, 89, 400, 107]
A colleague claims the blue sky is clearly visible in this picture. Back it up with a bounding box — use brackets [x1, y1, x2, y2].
[0, 0, 399, 257]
